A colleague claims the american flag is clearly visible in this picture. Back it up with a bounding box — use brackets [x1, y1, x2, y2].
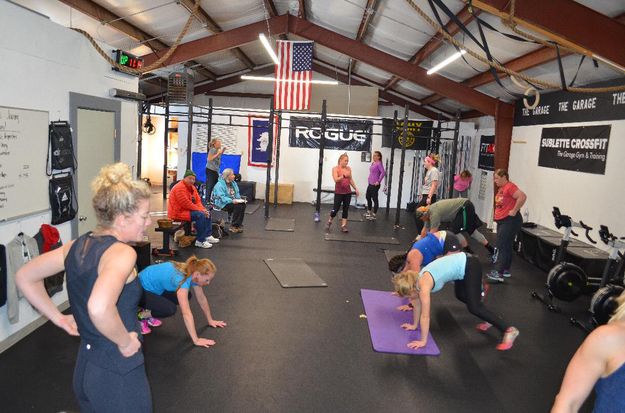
[274, 40, 313, 110]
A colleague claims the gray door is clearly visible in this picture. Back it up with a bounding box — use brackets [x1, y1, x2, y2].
[76, 109, 116, 234]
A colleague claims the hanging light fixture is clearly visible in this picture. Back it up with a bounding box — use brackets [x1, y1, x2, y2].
[259, 33, 280, 65]
[427, 50, 467, 75]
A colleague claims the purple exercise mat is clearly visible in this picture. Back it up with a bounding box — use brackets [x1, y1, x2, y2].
[361, 289, 441, 356]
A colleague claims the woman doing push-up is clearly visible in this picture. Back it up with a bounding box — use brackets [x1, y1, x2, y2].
[392, 252, 519, 351]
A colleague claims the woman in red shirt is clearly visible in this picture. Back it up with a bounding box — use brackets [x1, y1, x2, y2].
[487, 169, 527, 282]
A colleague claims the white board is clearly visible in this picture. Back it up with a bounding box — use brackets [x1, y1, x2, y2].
[0, 106, 49, 221]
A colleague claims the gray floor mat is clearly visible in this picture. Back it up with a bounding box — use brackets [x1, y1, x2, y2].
[265, 217, 295, 232]
[324, 233, 400, 244]
[264, 258, 328, 288]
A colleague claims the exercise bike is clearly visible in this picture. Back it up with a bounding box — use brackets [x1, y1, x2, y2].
[570, 225, 625, 332]
[531, 207, 596, 312]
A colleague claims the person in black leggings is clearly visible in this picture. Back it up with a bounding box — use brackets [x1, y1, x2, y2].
[392, 252, 519, 351]
[326, 153, 360, 233]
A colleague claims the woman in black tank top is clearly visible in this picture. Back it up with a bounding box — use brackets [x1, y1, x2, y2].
[16, 163, 153, 412]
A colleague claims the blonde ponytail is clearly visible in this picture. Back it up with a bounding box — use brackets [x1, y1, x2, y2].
[173, 256, 217, 290]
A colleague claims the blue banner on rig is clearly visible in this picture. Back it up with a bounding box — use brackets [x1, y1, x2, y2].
[288, 116, 372, 151]
[248, 115, 278, 168]
[538, 125, 610, 175]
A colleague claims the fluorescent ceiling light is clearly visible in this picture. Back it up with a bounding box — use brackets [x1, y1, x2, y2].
[259, 33, 280, 65]
[427, 50, 467, 75]
[241, 75, 339, 85]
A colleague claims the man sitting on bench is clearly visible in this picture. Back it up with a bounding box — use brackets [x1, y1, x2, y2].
[168, 170, 220, 249]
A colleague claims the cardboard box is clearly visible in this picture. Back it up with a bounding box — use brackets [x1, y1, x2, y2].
[262, 183, 294, 204]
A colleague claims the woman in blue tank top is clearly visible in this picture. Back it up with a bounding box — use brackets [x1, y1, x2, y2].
[16, 163, 153, 412]
[392, 252, 519, 351]
[552, 291, 625, 412]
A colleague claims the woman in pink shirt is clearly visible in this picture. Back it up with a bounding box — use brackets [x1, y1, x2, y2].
[326, 153, 360, 233]
[453, 170, 472, 198]
[487, 169, 527, 282]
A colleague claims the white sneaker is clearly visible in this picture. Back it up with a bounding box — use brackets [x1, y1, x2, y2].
[206, 236, 220, 244]
[195, 240, 212, 249]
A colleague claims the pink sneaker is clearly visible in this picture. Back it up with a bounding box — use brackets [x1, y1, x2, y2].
[146, 317, 162, 327]
[140, 320, 151, 335]
[496, 327, 519, 351]
[476, 322, 492, 332]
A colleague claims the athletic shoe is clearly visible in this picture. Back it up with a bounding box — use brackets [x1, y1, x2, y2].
[140, 320, 151, 335]
[476, 322, 492, 332]
[496, 327, 520, 351]
[491, 248, 499, 264]
[364, 211, 371, 218]
[206, 235, 220, 244]
[341, 225, 349, 233]
[146, 317, 162, 327]
[367, 213, 377, 221]
[502, 270, 512, 278]
[195, 240, 213, 249]
[230, 226, 243, 233]
[173, 229, 185, 243]
[486, 270, 505, 283]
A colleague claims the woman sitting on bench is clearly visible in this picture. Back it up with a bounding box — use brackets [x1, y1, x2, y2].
[211, 168, 247, 233]
[139, 256, 226, 348]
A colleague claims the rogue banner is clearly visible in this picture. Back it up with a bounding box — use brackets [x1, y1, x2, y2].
[288, 116, 372, 151]
[538, 125, 610, 175]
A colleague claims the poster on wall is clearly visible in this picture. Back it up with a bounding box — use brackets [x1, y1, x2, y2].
[248, 115, 278, 168]
[381, 118, 432, 150]
[538, 125, 610, 175]
[478, 135, 495, 171]
[288, 117, 372, 151]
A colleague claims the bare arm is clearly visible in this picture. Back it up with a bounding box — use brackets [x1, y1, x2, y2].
[348, 168, 360, 197]
[192, 285, 226, 328]
[16, 242, 78, 336]
[178, 288, 215, 348]
[510, 189, 527, 216]
[208, 147, 223, 161]
[332, 166, 342, 183]
[428, 180, 439, 202]
[551, 327, 611, 413]
[88, 243, 141, 357]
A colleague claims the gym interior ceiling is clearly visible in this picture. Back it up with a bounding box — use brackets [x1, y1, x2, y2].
[10, 0, 625, 120]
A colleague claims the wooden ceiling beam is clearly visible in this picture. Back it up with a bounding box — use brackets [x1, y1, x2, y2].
[179, 0, 254, 69]
[58, 0, 217, 79]
[470, 0, 625, 70]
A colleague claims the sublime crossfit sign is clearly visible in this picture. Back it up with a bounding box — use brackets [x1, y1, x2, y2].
[288, 117, 372, 151]
[538, 125, 610, 175]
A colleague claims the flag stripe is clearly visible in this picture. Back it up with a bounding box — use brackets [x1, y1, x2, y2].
[274, 40, 313, 110]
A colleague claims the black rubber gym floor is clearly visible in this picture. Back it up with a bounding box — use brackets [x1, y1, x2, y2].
[0, 198, 595, 412]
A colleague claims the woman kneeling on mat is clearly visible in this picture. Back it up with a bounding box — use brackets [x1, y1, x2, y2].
[551, 290, 625, 412]
[139, 256, 226, 348]
[392, 252, 519, 351]
[326, 153, 359, 233]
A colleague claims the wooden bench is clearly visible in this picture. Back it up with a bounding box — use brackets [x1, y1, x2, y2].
[152, 221, 191, 257]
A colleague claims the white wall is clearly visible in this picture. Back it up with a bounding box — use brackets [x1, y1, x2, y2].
[508, 119, 625, 246]
[0, 1, 139, 346]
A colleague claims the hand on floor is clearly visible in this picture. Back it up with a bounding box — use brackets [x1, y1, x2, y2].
[397, 304, 412, 312]
[208, 320, 227, 328]
[194, 337, 216, 348]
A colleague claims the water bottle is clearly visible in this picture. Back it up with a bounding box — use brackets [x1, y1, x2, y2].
[523, 209, 529, 223]
[313, 211, 320, 222]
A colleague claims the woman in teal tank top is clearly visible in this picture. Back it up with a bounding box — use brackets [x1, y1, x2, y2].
[393, 252, 519, 351]
[552, 291, 625, 412]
